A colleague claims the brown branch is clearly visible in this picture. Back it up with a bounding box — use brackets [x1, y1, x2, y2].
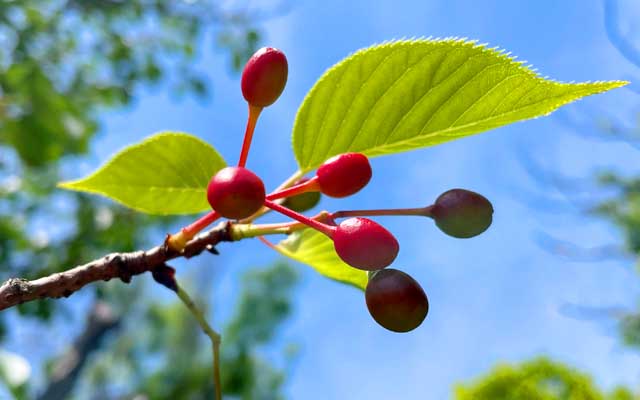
[0, 222, 233, 311]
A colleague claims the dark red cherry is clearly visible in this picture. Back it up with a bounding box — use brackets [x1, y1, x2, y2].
[431, 189, 493, 238]
[366, 269, 429, 333]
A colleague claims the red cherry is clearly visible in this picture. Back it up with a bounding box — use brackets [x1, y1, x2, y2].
[241, 47, 288, 107]
[316, 153, 372, 198]
[207, 167, 265, 220]
[366, 269, 429, 333]
[333, 217, 398, 270]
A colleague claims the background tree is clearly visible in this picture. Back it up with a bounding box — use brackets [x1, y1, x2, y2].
[460, 3, 640, 399]
[0, 1, 300, 398]
[454, 357, 636, 400]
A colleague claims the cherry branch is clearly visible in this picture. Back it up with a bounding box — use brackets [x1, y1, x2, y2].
[0, 222, 233, 311]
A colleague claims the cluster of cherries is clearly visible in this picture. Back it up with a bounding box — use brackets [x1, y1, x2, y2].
[173, 47, 494, 333]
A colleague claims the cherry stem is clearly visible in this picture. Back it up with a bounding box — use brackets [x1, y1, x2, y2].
[238, 104, 263, 168]
[264, 200, 336, 237]
[331, 205, 434, 219]
[258, 235, 277, 250]
[267, 176, 320, 200]
[184, 211, 221, 237]
[181, 180, 320, 238]
[167, 171, 316, 251]
[238, 170, 305, 223]
[174, 284, 222, 400]
[232, 211, 331, 239]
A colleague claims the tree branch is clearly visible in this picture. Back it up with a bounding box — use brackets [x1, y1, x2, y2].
[0, 222, 233, 311]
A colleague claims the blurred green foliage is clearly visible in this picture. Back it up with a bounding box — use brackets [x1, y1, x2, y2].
[0, 0, 261, 167]
[72, 262, 298, 400]
[0, 0, 261, 318]
[594, 173, 640, 351]
[595, 173, 640, 256]
[0, 1, 304, 398]
[454, 357, 636, 400]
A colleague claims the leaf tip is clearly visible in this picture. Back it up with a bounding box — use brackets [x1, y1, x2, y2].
[57, 180, 80, 191]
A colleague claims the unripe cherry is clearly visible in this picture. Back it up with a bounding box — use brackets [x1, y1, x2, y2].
[333, 217, 398, 270]
[282, 178, 322, 212]
[207, 167, 265, 220]
[366, 269, 429, 333]
[241, 47, 288, 107]
[431, 189, 493, 238]
[316, 153, 372, 198]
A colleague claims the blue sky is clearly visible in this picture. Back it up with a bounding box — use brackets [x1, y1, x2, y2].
[11, 0, 640, 399]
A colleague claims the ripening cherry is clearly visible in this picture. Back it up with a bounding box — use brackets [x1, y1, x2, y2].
[282, 178, 322, 212]
[266, 153, 372, 202]
[366, 269, 429, 333]
[431, 189, 493, 238]
[333, 217, 398, 270]
[241, 47, 288, 108]
[316, 153, 372, 198]
[263, 200, 399, 271]
[207, 167, 265, 220]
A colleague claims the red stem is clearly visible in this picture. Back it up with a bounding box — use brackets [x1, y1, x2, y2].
[258, 236, 277, 250]
[183, 179, 321, 236]
[238, 104, 263, 167]
[176, 175, 323, 241]
[248, 211, 330, 232]
[267, 176, 320, 200]
[182, 211, 221, 238]
[264, 200, 336, 237]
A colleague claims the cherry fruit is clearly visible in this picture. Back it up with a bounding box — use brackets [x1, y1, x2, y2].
[207, 167, 265, 220]
[333, 217, 398, 270]
[282, 178, 321, 212]
[241, 47, 288, 108]
[366, 269, 429, 333]
[316, 153, 372, 198]
[431, 189, 493, 238]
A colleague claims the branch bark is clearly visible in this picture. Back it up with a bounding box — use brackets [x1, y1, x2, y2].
[0, 222, 233, 311]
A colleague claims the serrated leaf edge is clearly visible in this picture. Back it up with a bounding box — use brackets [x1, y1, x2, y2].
[292, 37, 629, 172]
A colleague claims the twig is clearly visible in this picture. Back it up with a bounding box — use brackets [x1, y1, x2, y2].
[175, 285, 222, 400]
[0, 222, 233, 311]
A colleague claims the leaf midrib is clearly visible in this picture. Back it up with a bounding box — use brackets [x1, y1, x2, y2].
[67, 182, 206, 192]
[299, 81, 622, 172]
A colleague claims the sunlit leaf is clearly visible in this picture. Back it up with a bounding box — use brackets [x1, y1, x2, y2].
[273, 229, 367, 290]
[293, 38, 627, 171]
[59, 132, 225, 215]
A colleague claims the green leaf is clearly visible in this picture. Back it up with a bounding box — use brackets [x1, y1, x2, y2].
[59, 132, 225, 215]
[273, 229, 367, 290]
[292, 38, 627, 172]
